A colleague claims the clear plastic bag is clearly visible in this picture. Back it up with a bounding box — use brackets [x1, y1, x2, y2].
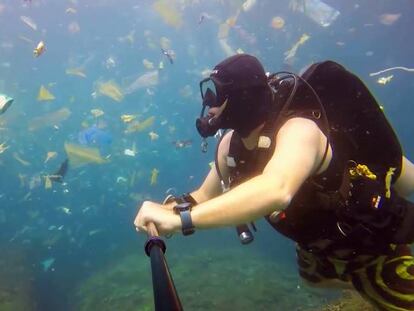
[291, 0, 340, 27]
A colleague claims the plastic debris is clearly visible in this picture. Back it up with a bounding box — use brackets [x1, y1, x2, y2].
[118, 30, 135, 45]
[369, 66, 414, 77]
[37, 85, 55, 101]
[19, 35, 34, 44]
[124, 149, 136, 157]
[90, 109, 104, 118]
[120, 114, 137, 123]
[271, 16, 285, 29]
[284, 33, 310, 64]
[153, 0, 183, 28]
[0, 93, 13, 114]
[78, 125, 112, 147]
[179, 85, 193, 98]
[161, 49, 175, 64]
[377, 75, 393, 85]
[44, 151, 57, 163]
[379, 13, 401, 25]
[13, 152, 31, 166]
[148, 131, 159, 141]
[44, 175, 52, 189]
[64, 142, 109, 168]
[20, 15, 37, 31]
[116, 176, 127, 183]
[29, 108, 71, 131]
[124, 116, 155, 134]
[96, 80, 124, 102]
[41, 258, 55, 272]
[143, 59, 154, 70]
[33, 41, 45, 57]
[66, 7, 77, 14]
[123, 71, 159, 95]
[66, 67, 86, 78]
[57, 206, 71, 215]
[290, 0, 340, 27]
[242, 0, 256, 12]
[160, 36, 171, 50]
[150, 168, 159, 186]
[0, 142, 9, 154]
[172, 140, 192, 149]
[68, 21, 80, 34]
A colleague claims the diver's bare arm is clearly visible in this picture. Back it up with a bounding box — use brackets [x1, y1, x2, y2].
[394, 156, 414, 198]
[190, 131, 233, 204]
[191, 118, 326, 228]
[163, 131, 232, 210]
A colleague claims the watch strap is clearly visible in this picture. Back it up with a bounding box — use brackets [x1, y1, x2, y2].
[180, 210, 195, 236]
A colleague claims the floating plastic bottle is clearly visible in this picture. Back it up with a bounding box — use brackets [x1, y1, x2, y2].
[292, 0, 340, 27]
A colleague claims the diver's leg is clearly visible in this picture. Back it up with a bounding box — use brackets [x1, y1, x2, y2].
[350, 245, 414, 311]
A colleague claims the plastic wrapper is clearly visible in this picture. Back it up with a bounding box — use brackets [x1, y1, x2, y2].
[28, 108, 71, 131]
[153, 0, 183, 28]
[290, 0, 340, 27]
[123, 71, 158, 95]
[37, 85, 55, 101]
[64, 142, 109, 168]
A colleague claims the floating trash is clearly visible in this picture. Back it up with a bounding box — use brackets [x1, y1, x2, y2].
[90, 109, 104, 118]
[37, 85, 55, 101]
[29, 108, 71, 131]
[242, 0, 256, 12]
[379, 13, 401, 25]
[78, 125, 112, 147]
[33, 41, 45, 57]
[271, 16, 285, 29]
[148, 131, 159, 141]
[120, 114, 137, 123]
[64, 142, 109, 168]
[44, 151, 57, 163]
[124, 116, 155, 134]
[377, 75, 393, 85]
[284, 33, 310, 64]
[290, 0, 340, 27]
[96, 80, 124, 102]
[143, 59, 154, 70]
[66, 67, 86, 78]
[153, 0, 183, 28]
[20, 15, 37, 31]
[123, 71, 158, 95]
[150, 168, 159, 186]
[41, 258, 55, 272]
[68, 21, 80, 34]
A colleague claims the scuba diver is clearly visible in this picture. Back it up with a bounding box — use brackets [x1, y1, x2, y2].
[135, 54, 414, 310]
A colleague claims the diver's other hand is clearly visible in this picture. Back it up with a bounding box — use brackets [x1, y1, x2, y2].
[134, 201, 181, 236]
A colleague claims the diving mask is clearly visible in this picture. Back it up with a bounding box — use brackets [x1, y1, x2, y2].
[196, 77, 229, 138]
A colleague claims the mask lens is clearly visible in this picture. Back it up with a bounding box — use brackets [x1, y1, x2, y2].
[200, 79, 219, 107]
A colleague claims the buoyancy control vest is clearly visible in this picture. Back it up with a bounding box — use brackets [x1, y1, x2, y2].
[221, 61, 414, 251]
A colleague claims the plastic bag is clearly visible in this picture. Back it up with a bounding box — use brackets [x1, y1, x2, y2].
[292, 0, 340, 27]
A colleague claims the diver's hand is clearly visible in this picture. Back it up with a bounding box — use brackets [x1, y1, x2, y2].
[134, 201, 181, 236]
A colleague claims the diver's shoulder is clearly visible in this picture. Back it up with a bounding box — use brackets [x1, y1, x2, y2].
[217, 130, 234, 156]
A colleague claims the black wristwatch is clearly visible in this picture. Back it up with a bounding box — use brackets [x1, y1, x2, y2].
[173, 202, 195, 236]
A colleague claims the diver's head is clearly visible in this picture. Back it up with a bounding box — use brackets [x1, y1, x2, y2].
[196, 54, 271, 138]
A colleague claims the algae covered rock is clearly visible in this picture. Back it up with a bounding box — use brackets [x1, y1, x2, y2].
[73, 244, 334, 310]
[0, 248, 36, 311]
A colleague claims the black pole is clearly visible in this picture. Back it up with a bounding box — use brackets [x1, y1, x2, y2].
[144, 223, 183, 311]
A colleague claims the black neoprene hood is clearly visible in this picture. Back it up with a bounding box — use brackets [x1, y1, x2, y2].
[210, 54, 271, 137]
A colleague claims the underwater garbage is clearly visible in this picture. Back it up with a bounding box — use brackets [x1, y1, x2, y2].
[78, 125, 112, 147]
[37, 85, 55, 101]
[64, 142, 109, 168]
[290, 0, 340, 27]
